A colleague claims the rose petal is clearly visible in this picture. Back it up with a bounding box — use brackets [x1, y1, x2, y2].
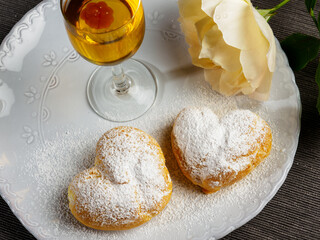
[178, 0, 215, 68]
[205, 68, 250, 96]
[178, 0, 207, 20]
[213, 0, 261, 50]
[253, 9, 276, 72]
[179, 0, 276, 101]
[214, 0, 272, 93]
[204, 67, 224, 94]
[180, 18, 215, 68]
[240, 46, 270, 89]
[201, 0, 224, 17]
[200, 24, 241, 72]
[219, 70, 247, 95]
[248, 70, 273, 101]
[194, 16, 214, 40]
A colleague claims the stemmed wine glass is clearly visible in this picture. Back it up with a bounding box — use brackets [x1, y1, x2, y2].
[60, 0, 157, 122]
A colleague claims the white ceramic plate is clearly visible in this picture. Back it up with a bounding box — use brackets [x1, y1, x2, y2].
[0, 0, 301, 239]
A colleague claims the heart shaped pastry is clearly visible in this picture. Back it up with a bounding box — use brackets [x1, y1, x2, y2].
[171, 107, 272, 194]
[68, 126, 172, 230]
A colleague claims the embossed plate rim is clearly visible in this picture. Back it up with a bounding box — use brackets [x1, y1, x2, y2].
[0, 0, 302, 239]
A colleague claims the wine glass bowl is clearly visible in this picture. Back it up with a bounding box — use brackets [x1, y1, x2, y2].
[62, 0, 145, 65]
[61, 0, 157, 122]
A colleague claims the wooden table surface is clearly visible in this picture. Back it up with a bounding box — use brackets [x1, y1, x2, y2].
[0, 0, 319, 239]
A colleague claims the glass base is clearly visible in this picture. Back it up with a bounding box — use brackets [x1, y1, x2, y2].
[87, 59, 157, 122]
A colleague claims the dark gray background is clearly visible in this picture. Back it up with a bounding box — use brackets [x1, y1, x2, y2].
[0, 0, 319, 239]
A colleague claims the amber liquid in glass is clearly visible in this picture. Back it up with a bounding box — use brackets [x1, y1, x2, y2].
[63, 0, 145, 65]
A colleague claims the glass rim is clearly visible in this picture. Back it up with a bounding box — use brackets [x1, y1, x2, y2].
[60, 0, 142, 34]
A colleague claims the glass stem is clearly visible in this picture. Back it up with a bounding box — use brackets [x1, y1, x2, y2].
[112, 64, 131, 94]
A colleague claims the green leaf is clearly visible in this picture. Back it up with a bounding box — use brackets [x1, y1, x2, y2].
[305, 0, 317, 13]
[316, 62, 320, 114]
[281, 33, 320, 71]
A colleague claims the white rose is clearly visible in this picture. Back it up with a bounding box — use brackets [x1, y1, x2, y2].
[178, 0, 276, 100]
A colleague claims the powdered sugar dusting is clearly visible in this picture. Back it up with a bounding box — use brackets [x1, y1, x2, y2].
[172, 107, 268, 186]
[69, 127, 171, 228]
[71, 168, 140, 226]
[19, 77, 285, 240]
